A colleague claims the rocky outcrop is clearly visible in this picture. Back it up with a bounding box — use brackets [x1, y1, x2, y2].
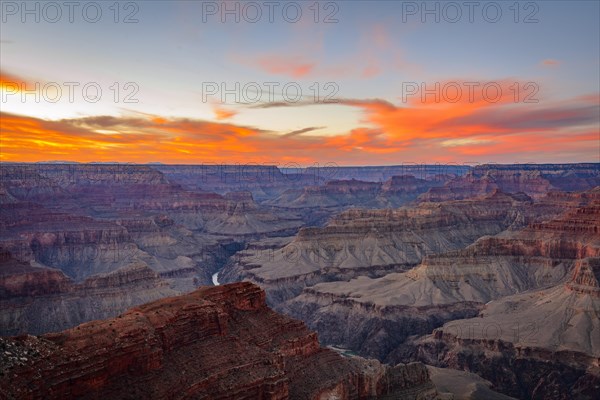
[0, 282, 437, 400]
[426, 366, 517, 400]
[470, 163, 600, 193]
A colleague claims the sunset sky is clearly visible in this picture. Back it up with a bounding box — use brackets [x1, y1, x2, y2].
[1, 0, 599, 165]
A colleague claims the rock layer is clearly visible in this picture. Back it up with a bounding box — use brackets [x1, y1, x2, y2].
[0, 250, 177, 335]
[272, 190, 600, 366]
[222, 191, 535, 305]
[415, 257, 600, 400]
[0, 282, 437, 400]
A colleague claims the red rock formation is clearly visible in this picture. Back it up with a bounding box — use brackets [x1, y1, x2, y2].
[0, 282, 436, 400]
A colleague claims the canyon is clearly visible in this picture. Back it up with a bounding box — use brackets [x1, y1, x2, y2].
[1, 162, 599, 399]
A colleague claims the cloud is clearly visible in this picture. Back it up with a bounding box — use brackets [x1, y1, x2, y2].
[540, 59, 560, 67]
[212, 104, 238, 120]
[0, 70, 35, 92]
[441, 138, 494, 147]
[282, 126, 325, 137]
[328, 84, 599, 162]
[0, 112, 410, 164]
[1, 78, 597, 165]
[256, 55, 315, 78]
[235, 23, 411, 80]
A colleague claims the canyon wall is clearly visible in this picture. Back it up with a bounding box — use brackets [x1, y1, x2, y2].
[0, 282, 438, 400]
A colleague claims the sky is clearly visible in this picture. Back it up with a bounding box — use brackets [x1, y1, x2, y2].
[0, 0, 599, 165]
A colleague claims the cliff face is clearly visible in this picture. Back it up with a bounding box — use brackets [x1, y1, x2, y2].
[300, 165, 470, 183]
[267, 175, 446, 210]
[124, 164, 461, 202]
[414, 257, 600, 400]
[0, 282, 437, 400]
[0, 251, 177, 336]
[155, 164, 322, 202]
[263, 191, 600, 365]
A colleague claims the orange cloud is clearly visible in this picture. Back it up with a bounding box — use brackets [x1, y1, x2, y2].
[332, 80, 598, 144]
[327, 85, 599, 163]
[0, 112, 409, 165]
[0, 70, 32, 92]
[212, 104, 238, 120]
[1, 78, 597, 165]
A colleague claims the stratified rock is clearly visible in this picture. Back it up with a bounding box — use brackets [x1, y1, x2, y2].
[415, 257, 600, 400]
[155, 164, 320, 201]
[419, 163, 600, 201]
[222, 191, 534, 305]
[278, 190, 600, 363]
[0, 164, 304, 335]
[267, 175, 445, 210]
[0, 282, 438, 400]
[0, 250, 177, 335]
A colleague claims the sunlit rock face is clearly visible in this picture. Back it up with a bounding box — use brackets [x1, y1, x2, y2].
[275, 190, 599, 362]
[414, 257, 600, 400]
